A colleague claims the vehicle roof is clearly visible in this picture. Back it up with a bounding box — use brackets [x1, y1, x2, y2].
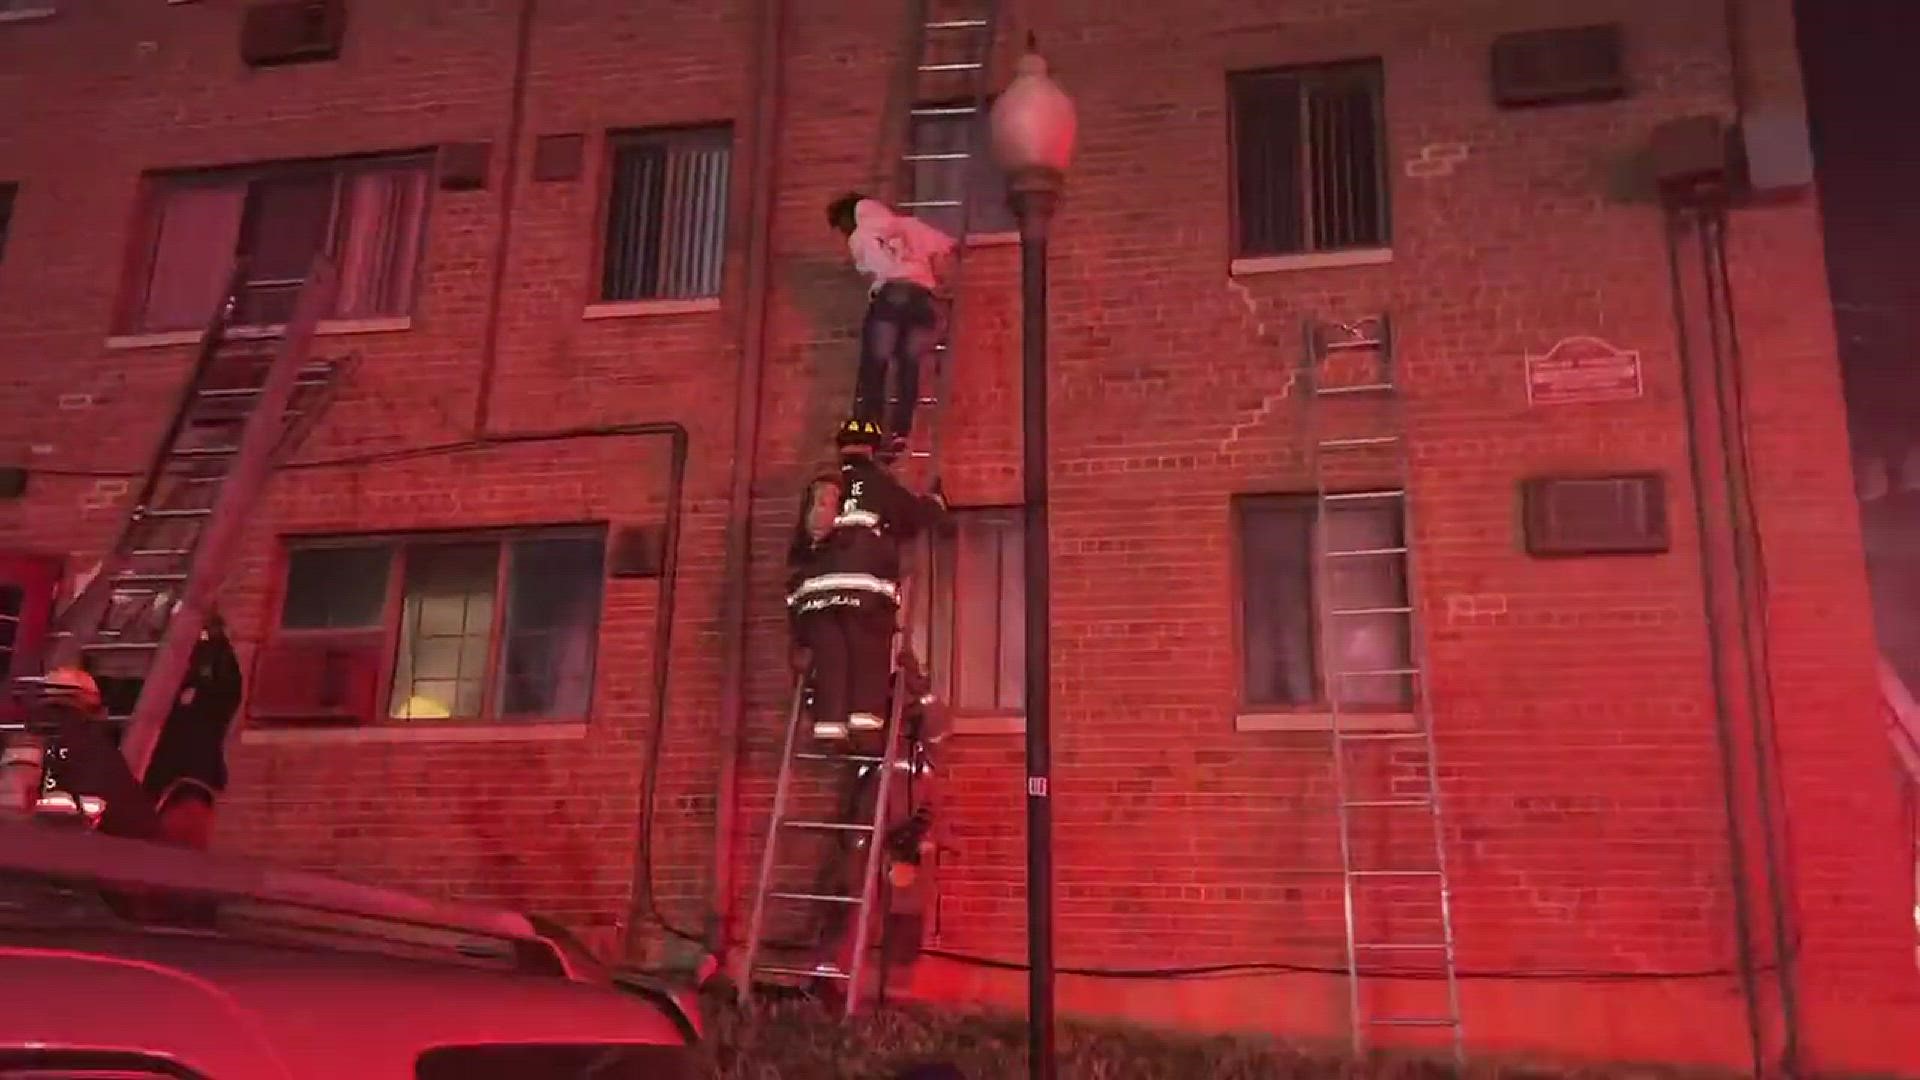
[0, 822, 539, 945]
[0, 927, 685, 1080]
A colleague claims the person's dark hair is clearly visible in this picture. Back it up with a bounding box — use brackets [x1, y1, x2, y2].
[827, 191, 866, 234]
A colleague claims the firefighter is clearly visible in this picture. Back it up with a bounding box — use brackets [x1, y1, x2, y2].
[18, 666, 162, 840]
[142, 613, 243, 851]
[787, 418, 946, 742]
[827, 192, 956, 458]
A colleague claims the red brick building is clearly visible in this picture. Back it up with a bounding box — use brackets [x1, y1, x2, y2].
[1, 0, 1915, 1073]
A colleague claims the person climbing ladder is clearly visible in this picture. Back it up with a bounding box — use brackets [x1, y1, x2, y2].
[827, 192, 957, 459]
[787, 419, 946, 742]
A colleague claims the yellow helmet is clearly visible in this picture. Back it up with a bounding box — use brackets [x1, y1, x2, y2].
[835, 418, 884, 449]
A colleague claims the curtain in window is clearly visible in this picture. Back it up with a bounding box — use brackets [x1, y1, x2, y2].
[140, 184, 245, 331]
[653, 138, 730, 299]
[1241, 502, 1317, 706]
[602, 142, 667, 302]
[1321, 506, 1412, 707]
[337, 165, 428, 319]
[389, 543, 497, 721]
[498, 537, 603, 718]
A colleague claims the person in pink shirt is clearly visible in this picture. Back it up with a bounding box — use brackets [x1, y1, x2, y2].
[827, 192, 957, 458]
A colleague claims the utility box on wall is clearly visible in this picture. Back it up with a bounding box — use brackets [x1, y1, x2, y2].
[241, 0, 347, 67]
[1521, 474, 1670, 556]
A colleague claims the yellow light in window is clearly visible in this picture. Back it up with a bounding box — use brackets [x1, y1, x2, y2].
[397, 695, 451, 720]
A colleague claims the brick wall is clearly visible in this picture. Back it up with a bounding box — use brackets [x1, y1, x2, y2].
[0, 0, 1915, 1070]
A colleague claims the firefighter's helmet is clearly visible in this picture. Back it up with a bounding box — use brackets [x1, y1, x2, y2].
[40, 666, 102, 714]
[835, 418, 884, 449]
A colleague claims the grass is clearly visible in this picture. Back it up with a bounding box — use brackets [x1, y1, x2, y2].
[695, 988, 1732, 1080]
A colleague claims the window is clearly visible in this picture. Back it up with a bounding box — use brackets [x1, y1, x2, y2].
[1230, 61, 1389, 258]
[130, 154, 430, 332]
[0, 183, 14, 263]
[907, 509, 1024, 715]
[600, 126, 731, 302]
[905, 103, 1017, 239]
[0, 585, 21, 679]
[273, 530, 605, 722]
[1236, 495, 1413, 710]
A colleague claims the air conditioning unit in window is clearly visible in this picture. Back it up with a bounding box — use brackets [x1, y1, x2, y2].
[1491, 24, 1626, 108]
[248, 634, 382, 723]
[241, 0, 347, 68]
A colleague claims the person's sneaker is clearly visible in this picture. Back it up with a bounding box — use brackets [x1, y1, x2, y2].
[848, 711, 885, 733]
[813, 720, 849, 741]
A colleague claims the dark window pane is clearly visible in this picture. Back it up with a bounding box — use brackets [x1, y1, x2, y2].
[0, 584, 21, 674]
[601, 127, 731, 301]
[1239, 499, 1316, 705]
[499, 536, 604, 717]
[1232, 72, 1303, 257]
[907, 109, 1015, 238]
[1234, 61, 1387, 257]
[237, 172, 336, 324]
[390, 543, 498, 721]
[0, 182, 15, 263]
[281, 547, 391, 630]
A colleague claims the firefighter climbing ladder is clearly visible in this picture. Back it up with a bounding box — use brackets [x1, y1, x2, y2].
[738, 0, 997, 1017]
[39, 255, 347, 786]
[1300, 314, 1464, 1063]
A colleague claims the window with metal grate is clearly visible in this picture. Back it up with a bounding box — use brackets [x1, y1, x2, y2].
[601, 126, 733, 302]
[1230, 61, 1389, 259]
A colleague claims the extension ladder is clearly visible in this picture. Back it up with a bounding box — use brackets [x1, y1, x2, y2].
[736, 0, 997, 1015]
[893, 0, 999, 471]
[1300, 314, 1464, 1063]
[38, 254, 347, 789]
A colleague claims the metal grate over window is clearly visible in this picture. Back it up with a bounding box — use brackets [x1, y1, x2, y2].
[601, 126, 732, 302]
[1231, 61, 1389, 258]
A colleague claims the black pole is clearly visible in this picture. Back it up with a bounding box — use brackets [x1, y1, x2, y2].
[1012, 169, 1059, 1080]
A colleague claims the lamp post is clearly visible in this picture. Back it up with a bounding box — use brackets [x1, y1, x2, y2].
[989, 41, 1076, 1080]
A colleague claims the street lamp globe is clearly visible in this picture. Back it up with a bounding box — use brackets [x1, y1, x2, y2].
[989, 46, 1078, 182]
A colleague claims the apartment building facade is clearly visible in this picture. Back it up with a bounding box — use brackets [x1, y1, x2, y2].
[0, 0, 1914, 1072]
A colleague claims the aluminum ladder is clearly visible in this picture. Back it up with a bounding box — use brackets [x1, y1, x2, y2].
[892, 0, 999, 470]
[739, 580, 927, 1016]
[736, 0, 995, 1015]
[1300, 314, 1464, 1064]
[37, 254, 347, 788]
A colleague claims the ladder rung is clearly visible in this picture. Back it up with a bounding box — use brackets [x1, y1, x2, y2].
[1333, 667, 1419, 678]
[111, 573, 186, 586]
[899, 199, 963, 209]
[918, 62, 984, 72]
[1353, 940, 1449, 948]
[81, 641, 159, 653]
[756, 962, 850, 981]
[917, 396, 939, 406]
[1323, 337, 1387, 353]
[908, 450, 932, 459]
[1343, 798, 1431, 809]
[794, 752, 886, 765]
[903, 151, 970, 162]
[1329, 606, 1413, 617]
[197, 376, 329, 400]
[1323, 489, 1404, 502]
[781, 820, 875, 833]
[1349, 869, 1443, 878]
[1325, 547, 1407, 559]
[769, 891, 863, 905]
[171, 446, 238, 459]
[140, 508, 212, 520]
[1319, 436, 1400, 449]
[912, 105, 978, 117]
[1317, 382, 1395, 396]
[1337, 730, 1426, 741]
[1370, 1016, 1458, 1028]
[925, 18, 989, 29]
[129, 549, 192, 558]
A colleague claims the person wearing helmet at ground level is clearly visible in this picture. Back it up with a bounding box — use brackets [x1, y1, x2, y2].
[787, 419, 946, 741]
[14, 666, 162, 840]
